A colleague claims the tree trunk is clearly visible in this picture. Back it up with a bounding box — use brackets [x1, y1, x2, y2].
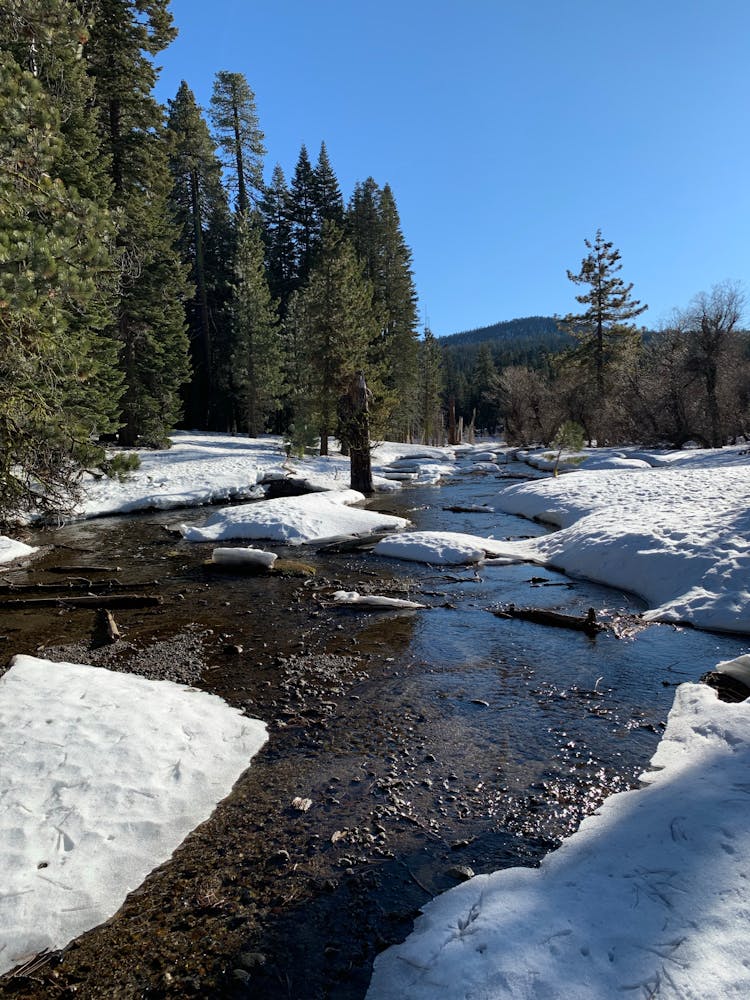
[343, 372, 373, 494]
[447, 396, 459, 445]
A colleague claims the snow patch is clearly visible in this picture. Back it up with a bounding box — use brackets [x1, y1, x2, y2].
[0, 656, 267, 975]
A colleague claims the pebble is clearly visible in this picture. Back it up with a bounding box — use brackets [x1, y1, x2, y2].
[446, 865, 476, 882]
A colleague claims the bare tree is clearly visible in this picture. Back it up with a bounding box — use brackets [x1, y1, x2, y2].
[683, 282, 745, 447]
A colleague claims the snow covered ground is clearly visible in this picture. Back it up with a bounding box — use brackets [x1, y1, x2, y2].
[74, 432, 458, 518]
[495, 458, 750, 633]
[0, 656, 267, 976]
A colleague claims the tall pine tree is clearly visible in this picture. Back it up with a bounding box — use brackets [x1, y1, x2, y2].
[260, 163, 295, 315]
[417, 328, 445, 446]
[231, 215, 284, 435]
[297, 222, 378, 454]
[84, 0, 191, 447]
[167, 80, 232, 429]
[559, 229, 647, 430]
[347, 179, 419, 440]
[288, 144, 318, 289]
[0, 50, 120, 521]
[209, 70, 266, 215]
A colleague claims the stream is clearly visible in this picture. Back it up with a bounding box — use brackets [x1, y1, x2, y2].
[1, 454, 746, 999]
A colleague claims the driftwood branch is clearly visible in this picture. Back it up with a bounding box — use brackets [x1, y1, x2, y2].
[492, 604, 605, 636]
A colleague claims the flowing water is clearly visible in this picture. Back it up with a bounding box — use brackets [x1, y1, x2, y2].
[2, 456, 747, 999]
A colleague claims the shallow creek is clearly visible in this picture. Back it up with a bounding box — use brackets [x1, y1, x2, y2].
[1, 457, 746, 999]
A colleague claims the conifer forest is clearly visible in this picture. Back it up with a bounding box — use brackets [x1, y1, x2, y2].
[1, 1, 749, 526]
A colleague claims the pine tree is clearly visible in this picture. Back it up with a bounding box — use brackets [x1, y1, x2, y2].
[417, 328, 445, 446]
[167, 80, 232, 429]
[347, 179, 419, 440]
[0, 51, 120, 521]
[2, 0, 124, 447]
[231, 215, 283, 435]
[84, 0, 191, 447]
[312, 142, 343, 227]
[297, 222, 378, 454]
[260, 163, 295, 315]
[209, 70, 266, 215]
[470, 343, 499, 433]
[346, 178, 381, 281]
[375, 183, 419, 438]
[288, 144, 318, 288]
[559, 229, 647, 406]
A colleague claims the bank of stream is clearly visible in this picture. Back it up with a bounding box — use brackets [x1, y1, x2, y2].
[1, 456, 746, 999]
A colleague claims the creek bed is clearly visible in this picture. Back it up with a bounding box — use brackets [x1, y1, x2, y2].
[1, 458, 746, 999]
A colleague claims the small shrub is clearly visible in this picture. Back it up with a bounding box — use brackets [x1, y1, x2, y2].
[102, 452, 141, 481]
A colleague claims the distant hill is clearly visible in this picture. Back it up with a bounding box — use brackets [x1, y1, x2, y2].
[439, 315, 569, 349]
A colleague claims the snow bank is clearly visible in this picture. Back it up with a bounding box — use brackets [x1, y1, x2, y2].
[373, 531, 523, 566]
[368, 679, 750, 1000]
[0, 656, 267, 975]
[0, 535, 36, 564]
[182, 490, 409, 545]
[497, 465, 750, 633]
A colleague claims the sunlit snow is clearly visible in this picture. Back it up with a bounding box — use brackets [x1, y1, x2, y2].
[0, 656, 267, 976]
[182, 489, 409, 545]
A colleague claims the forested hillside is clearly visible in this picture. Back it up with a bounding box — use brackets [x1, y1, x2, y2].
[0, 0, 431, 523]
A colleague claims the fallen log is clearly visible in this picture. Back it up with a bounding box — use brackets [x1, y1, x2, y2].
[442, 504, 493, 514]
[46, 565, 119, 574]
[2, 594, 162, 610]
[0, 580, 157, 596]
[492, 603, 605, 636]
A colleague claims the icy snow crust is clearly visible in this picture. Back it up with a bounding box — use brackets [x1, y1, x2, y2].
[0, 656, 267, 976]
[367, 679, 750, 1000]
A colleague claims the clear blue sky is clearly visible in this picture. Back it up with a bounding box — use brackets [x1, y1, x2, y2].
[155, 0, 750, 336]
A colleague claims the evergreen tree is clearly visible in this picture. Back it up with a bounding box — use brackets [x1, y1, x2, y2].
[0, 51, 120, 521]
[209, 70, 266, 215]
[84, 0, 191, 446]
[312, 141, 344, 226]
[346, 178, 381, 281]
[231, 215, 284, 435]
[297, 222, 378, 454]
[2, 0, 123, 446]
[288, 144, 318, 288]
[417, 329, 445, 445]
[166, 80, 232, 429]
[347, 179, 419, 440]
[470, 342, 499, 433]
[260, 163, 295, 314]
[559, 229, 646, 434]
[375, 183, 419, 438]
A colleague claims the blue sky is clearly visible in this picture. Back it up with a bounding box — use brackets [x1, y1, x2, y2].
[155, 1, 750, 336]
